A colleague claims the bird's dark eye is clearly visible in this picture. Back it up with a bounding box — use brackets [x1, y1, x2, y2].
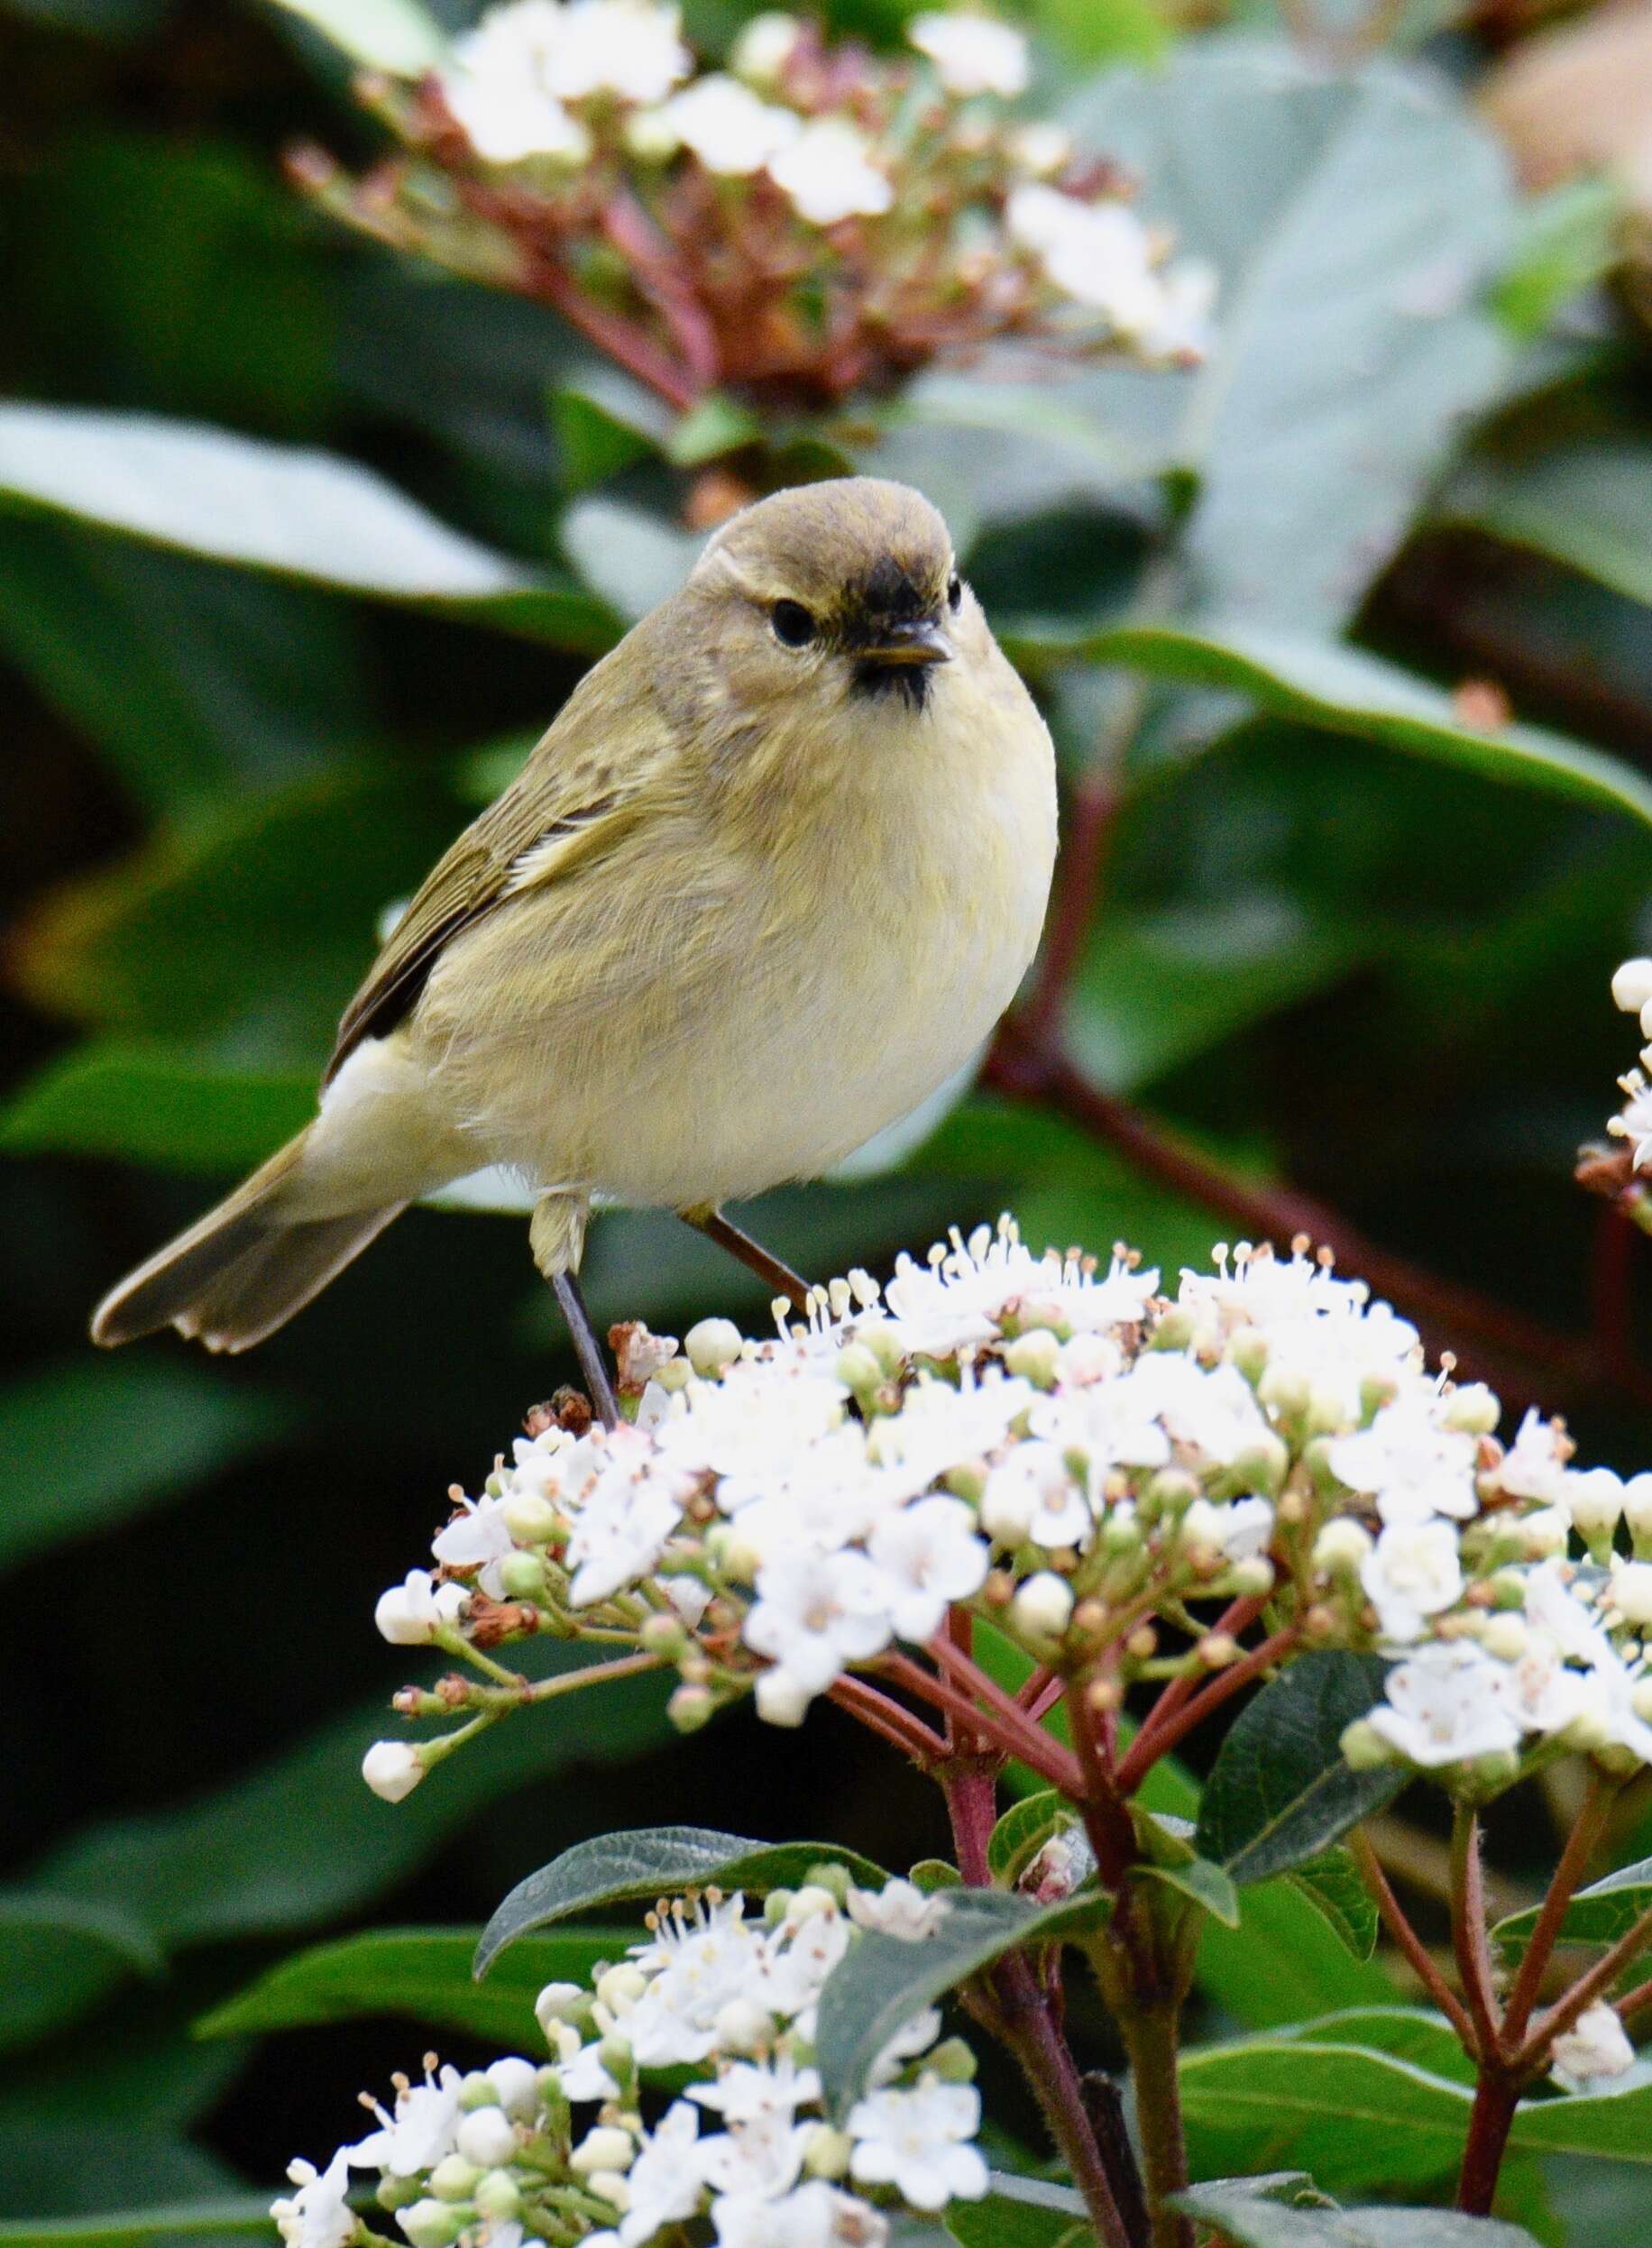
[947, 573, 963, 612]
[771, 599, 816, 648]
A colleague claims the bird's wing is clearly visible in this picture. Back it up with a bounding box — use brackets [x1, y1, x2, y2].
[323, 664, 665, 1084]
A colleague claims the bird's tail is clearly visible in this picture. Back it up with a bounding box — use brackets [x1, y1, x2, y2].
[90, 1127, 407, 1353]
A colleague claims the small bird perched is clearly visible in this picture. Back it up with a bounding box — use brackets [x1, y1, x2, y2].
[92, 478, 1057, 1418]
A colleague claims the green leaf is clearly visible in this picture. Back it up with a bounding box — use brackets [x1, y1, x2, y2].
[1067, 49, 1515, 631]
[549, 378, 669, 496]
[0, 2206, 274, 2248]
[1138, 1854, 1242, 1930]
[0, 2124, 243, 2225]
[197, 1926, 632, 2043]
[0, 1356, 284, 1573]
[262, 0, 445, 74]
[33, 1651, 672, 1955]
[1286, 1849, 1380, 1961]
[558, 497, 700, 624]
[1092, 620, 1652, 830]
[1196, 1653, 1401, 1886]
[986, 1792, 1080, 1889]
[1265, 2005, 1474, 2086]
[816, 1888, 1110, 2118]
[1491, 176, 1623, 340]
[0, 405, 617, 649]
[0, 1895, 165, 2056]
[1492, 1857, 1652, 1962]
[475, 1829, 892, 1976]
[944, 2171, 1093, 2248]
[1170, 2179, 1540, 2247]
[0, 1044, 316, 1176]
[1446, 440, 1652, 613]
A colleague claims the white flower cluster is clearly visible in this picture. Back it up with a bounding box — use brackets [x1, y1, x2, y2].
[1606, 956, 1652, 1172]
[369, 1216, 1652, 1802]
[273, 1876, 986, 2248]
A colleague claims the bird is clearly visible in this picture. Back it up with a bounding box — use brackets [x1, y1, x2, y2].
[91, 477, 1058, 1421]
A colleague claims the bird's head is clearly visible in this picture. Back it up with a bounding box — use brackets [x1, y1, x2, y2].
[690, 477, 968, 719]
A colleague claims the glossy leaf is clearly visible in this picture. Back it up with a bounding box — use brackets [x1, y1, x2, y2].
[1448, 441, 1652, 611]
[476, 1829, 891, 1976]
[986, 1792, 1080, 1889]
[1492, 1857, 1652, 1962]
[197, 1927, 632, 2044]
[0, 1897, 164, 2057]
[0, 2121, 243, 2224]
[0, 2206, 273, 2248]
[816, 1888, 1110, 2118]
[1287, 1849, 1381, 1961]
[944, 2172, 1092, 2248]
[0, 1045, 315, 1177]
[1264, 2005, 1474, 2086]
[0, 406, 617, 649]
[0, 1357, 284, 1574]
[1094, 620, 1652, 830]
[558, 497, 700, 624]
[1171, 2179, 1539, 2247]
[1137, 1854, 1242, 1930]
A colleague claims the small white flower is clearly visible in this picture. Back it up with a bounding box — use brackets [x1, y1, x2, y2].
[866, 1496, 989, 1643]
[846, 2075, 988, 2211]
[349, 2061, 463, 2174]
[909, 12, 1029, 97]
[362, 1741, 425, 1803]
[730, 11, 803, 87]
[743, 1549, 894, 1694]
[667, 73, 800, 174]
[1611, 1558, 1652, 1628]
[1327, 1396, 1479, 1526]
[1005, 120, 1070, 176]
[690, 2054, 822, 2121]
[440, 5, 592, 166]
[769, 118, 893, 224]
[374, 1568, 469, 1646]
[626, 1895, 768, 2066]
[1612, 959, 1652, 1016]
[544, 0, 691, 102]
[711, 2181, 890, 2248]
[1550, 2000, 1637, 2092]
[1365, 1642, 1519, 1767]
[1525, 1563, 1612, 1665]
[698, 2109, 812, 2202]
[564, 1444, 692, 1608]
[432, 1490, 516, 1581]
[865, 1370, 1032, 1499]
[1361, 1519, 1464, 1643]
[847, 1879, 950, 1940]
[1493, 1408, 1572, 1507]
[272, 2151, 354, 2248]
[606, 2103, 700, 2244]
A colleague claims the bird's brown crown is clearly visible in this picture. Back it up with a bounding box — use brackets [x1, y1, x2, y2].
[697, 477, 955, 641]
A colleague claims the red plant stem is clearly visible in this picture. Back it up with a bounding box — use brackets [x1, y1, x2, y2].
[928, 1632, 1079, 1783]
[986, 1029, 1652, 1408]
[1457, 2070, 1522, 2216]
[826, 1675, 945, 1766]
[1512, 1898, 1652, 2074]
[1615, 1974, 1652, 2030]
[1115, 1626, 1299, 1794]
[600, 192, 721, 389]
[1123, 1594, 1271, 1775]
[1016, 1664, 1058, 1710]
[1022, 766, 1122, 1047]
[876, 1652, 1086, 1795]
[1450, 1806, 1503, 2063]
[1347, 1828, 1479, 2051]
[1501, 1773, 1618, 2046]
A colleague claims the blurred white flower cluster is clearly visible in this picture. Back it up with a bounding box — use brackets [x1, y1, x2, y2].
[366, 1212, 1652, 1805]
[298, 3, 1212, 407]
[273, 1875, 985, 2248]
[1606, 956, 1652, 1173]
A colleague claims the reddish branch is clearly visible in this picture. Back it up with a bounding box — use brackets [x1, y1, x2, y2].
[1115, 1624, 1299, 1794]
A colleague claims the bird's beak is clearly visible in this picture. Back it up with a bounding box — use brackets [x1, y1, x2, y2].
[862, 617, 953, 667]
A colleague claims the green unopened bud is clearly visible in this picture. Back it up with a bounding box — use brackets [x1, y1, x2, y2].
[685, 1317, 744, 1379]
[764, 1887, 797, 1926]
[1443, 1382, 1500, 1435]
[667, 1683, 715, 1732]
[498, 1550, 547, 1600]
[429, 2158, 481, 2204]
[1489, 1568, 1528, 1610]
[1471, 1747, 1521, 1794]
[835, 1342, 884, 1398]
[638, 1610, 688, 1658]
[652, 1353, 692, 1393]
[1003, 1330, 1060, 1388]
[803, 1860, 852, 1905]
[1340, 1719, 1394, 1771]
[925, 2036, 977, 2083]
[458, 2071, 500, 2111]
[1257, 1364, 1310, 1420]
[377, 2176, 423, 2212]
[399, 2201, 469, 2248]
[1143, 1467, 1199, 1520]
[1231, 1432, 1289, 1500]
[853, 1319, 905, 1378]
[803, 2123, 853, 2179]
[944, 1460, 987, 1503]
[501, 1491, 559, 1546]
[1229, 1556, 1275, 1598]
[473, 2172, 521, 2224]
[1228, 1326, 1269, 1386]
[788, 1884, 840, 1924]
[598, 2032, 635, 2082]
[1151, 1307, 1197, 1353]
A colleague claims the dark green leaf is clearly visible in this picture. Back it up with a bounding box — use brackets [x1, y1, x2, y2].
[0, 2124, 242, 2224]
[1265, 2005, 1474, 2086]
[1171, 2179, 1539, 2246]
[816, 1888, 1110, 2118]
[476, 1829, 891, 1976]
[987, 1792, 1079, 1889]
[0, 1895, 164, 2056]
[550, 378, 668, 496]
[0, 2207, 273, 2248]
[197, 1926, 632, 2042]
[1137, 1854, 1242, 1930]
[944, 2170, 1093, 2247]
[0, 1045, 315, 1177]
[1492, 1858, 1652, 1962]
[1196, 1653, 1400, 1886]
[1092, 621, 1652, 830]
[1286, 1850, 1380, 1961]
[0, 405, 617, 649]
[1446, 441, 1652, 612]
[0, 1357, 285, 1573]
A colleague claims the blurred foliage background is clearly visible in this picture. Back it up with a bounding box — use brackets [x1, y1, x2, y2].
[5, 0, 1652, 2237]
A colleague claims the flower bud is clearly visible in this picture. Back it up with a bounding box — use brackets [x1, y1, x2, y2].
[1611, 1559, 1652, 1627]
[1517, 1508, 1570, 1560]
[1313, 1519, 1372, 1575]
[668, 1682, 716, 1731]
[594, 1962, 646, 2012]
[487, 2057, 541, 2121]
[1004, 1330, 1060, 1388]
[498, 1551, 547, 1600]
[685, 1317, 743, 1378]
[1258, 1364, 1310, 1419]
[1227, 1326, 1269, 1386]
[362, 1740, 425, 1803]
[398, 2202, 467, 2248]
[638, 1610, 688, 1658]
[570, 2126, 636, 2177]
[764, 1887, 796, 1926]
[473, 2172, 521, 2224]
[428, 2158, 480, 2204]
[803, 1860, 852, 1905]
[587, 2172, 631, 2213]
[925, 2036, 978, 2082]
[755, 1669, 812, 1727]
[1151, 1306, 1197, 1353]
[788, 1884, 840, 1924]
[1009, 1571, 1074, 1647]
[1624, 1473, 1652, 1557]
[1340, 1719, 1395, 1771]
[944, 1460, 987, 1504]
[1481, 1612, 1528, 1662]
[623, 105, 681, 161]
[501, 1491, 559, 1546]
[853, 1319, 905, 1379]
[730, 9, 801, 85]
[1198, 1633, 1239, 1669]
[534, 1982, 585, 2038]
[1232, 1432, 1289, 1499]
[1230, 1556, 1276, 1598]
[1472, 1747, 1521, 1793]
[456, 2108, 517, 2170]
[1612, 958, 1652, 1015]
[457, 2071, 499, 2111]
[803, 2123, 853, 2179]
[1443, 1383, 1500, 1435]
[1632, 1677, 1652, 1724]
[1179, 1499, 1225, 1558]
[378, 2176, 423, 2212]
[715, 1996, 773, 2052]
[835, 1343, 884, 1398]
[1569, 1469, 1624, 1561]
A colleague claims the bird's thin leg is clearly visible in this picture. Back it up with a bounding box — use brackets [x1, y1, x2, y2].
[678, 1203, 811, 1314]
[552, 1270, 620, 1430]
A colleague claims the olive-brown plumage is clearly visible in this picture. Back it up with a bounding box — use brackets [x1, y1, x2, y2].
[92, 478, 1057, 1362]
